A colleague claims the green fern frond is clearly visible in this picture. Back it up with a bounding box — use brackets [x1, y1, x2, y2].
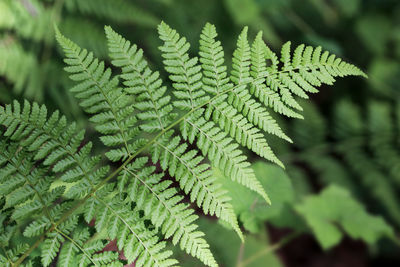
[58, 227, 121, 267]
[199, 23, 232, 96]
[105, 26, 176, 133]
[229, 31, 291, 142]
[121, 157, 219, 267]
[158, 21, 209, 110]
[199, 25, 283, 168]
[0, 139, 90, 266]
[157, 22, 274, 203]
[105, 26, 242, 243]
[182, 109, 271, 204]
[82, 187, 177, 267]
[250, 34, 303, 119]
[55, 27, 144, 162]
[0, 140, 63, 226]
[0, 100, 99, 198]
[59, 26, 222, 265]
[0, 241, 32, 267]
[1, 21, 367, 267]
[200, 24, 291, 162]
[0, 100, 176, 266]
[153, 130, 242, 241]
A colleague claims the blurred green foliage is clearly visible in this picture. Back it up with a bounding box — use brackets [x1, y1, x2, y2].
[1, 0, 400, 265]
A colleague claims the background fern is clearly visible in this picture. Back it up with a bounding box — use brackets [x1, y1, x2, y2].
[1, 0, 400, 266]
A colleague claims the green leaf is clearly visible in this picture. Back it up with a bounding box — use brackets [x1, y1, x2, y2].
[296, 185, 394, 249]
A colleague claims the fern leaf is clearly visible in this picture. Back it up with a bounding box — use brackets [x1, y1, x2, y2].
[249, 35, 303, 119]
[41, 233, 64, 266]
[209, 99, 283, 167]
[153, 130, 242, 239]
[199, 23, 232, 95]
[0, 141, 63, 233]
[0, 21, 369, 267]
[105, 26, 176, 132]
[58, 242, 77, 267]
[194, 27, 280, 166]
[182, 110, 272, 204]
[158, 22, 209, 110]
[121, 157, 220, 266]
[55, 27, 143, 162]
[83, 190, 178, 267]
[105, 26, 241, 246]
[0, 100, 176, 266]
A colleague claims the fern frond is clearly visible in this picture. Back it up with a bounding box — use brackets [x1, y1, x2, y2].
[0, 141, 63, 228]
[158, 23, 273, 202]
[60, 27, 221, 265]
[0, 140, 91, 266]
[153, 130, 241, 240]
[0, 21, 368, 267]
[199, 25, 284, 167]
[158, 21, 209, 110]
[120, 157, 219, 266]
[209, 99, 284, 167]
[105, 26, 241, 243]
[0, 100, 176, 266]
[249, 34, 303, 119]
[0, 100, 99, 197]
[227, 30, 293, 143]
[0, 240, 32, 267]
[57, 226, 121, 267]
[105, 26, 176, 133]
[199, 23, 232, 95]
[181, 109, 271, 204]
[83, 186, 177, 267]
[55, 27, 144, 162]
